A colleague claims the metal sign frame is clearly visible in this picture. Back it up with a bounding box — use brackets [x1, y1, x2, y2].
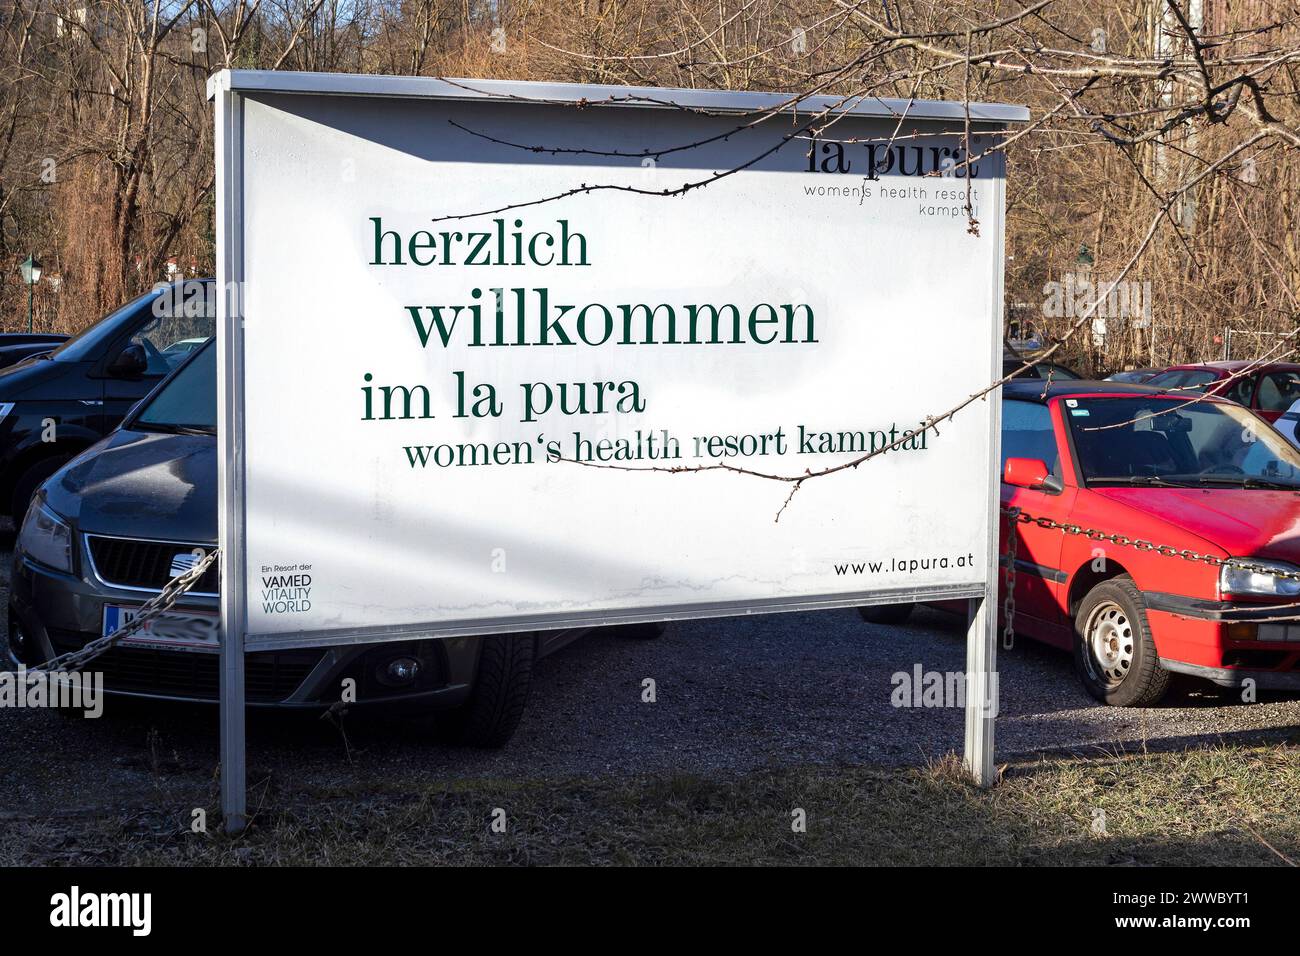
[209, 69, 1026, 832]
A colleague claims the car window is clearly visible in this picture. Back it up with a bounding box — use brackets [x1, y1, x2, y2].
[1005, 360, 1039, 379]
[133, 338, 216, 432]
[1222, 373, 1257, 406]
[1256, 370, 1300, 412]
[125, 282, 216, 376]
[46, 289, 158, 363]
[1064, 396, 1300, 487]
[1001, 400, 1059, 477]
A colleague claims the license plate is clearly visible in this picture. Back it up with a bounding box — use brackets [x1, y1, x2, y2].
[103, 604, 219, 651]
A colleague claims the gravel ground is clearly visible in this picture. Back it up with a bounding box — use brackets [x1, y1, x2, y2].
[3, 528, 1300, 822]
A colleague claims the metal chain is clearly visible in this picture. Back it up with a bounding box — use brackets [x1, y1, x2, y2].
[1002, 506, 1018, 650]
[21, 508, 1300, 674]
[19, 548, 220, 675]
[1002, 508, 1300, 579]
[1000, 507, 1300, 629]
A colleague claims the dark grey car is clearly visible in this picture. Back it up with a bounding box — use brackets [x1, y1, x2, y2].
[7, 339, 587, 745]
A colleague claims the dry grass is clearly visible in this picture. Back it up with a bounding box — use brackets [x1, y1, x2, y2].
[3, 743, 1299, 866]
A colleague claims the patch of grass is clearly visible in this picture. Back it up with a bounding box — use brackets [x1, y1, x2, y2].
[4, 744, 1299, 866]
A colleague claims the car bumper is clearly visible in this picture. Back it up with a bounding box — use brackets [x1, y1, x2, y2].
[1159, 658, 1300, 690]
[8, 552, 477, 710]
[1145, 592, 1300, 689]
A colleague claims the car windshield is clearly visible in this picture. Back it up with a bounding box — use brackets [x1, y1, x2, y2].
[133, 338, 216, 434]
[1040, 363, 1079, 379]
[1148, 369, 1220, 393]
[1065, 396, 1300, 488]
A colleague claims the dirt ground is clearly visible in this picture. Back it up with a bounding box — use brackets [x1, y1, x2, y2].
[3, 527, 1299, 863]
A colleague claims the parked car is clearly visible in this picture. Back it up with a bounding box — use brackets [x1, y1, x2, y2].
[863, 380, 1300, 706]
[0, 333, 69, 370]
[6, 339, 619, 745]
[1104, 367, 1159, 384]
[1275, 398, 1300, 448]
[0, 281, 214, 522]
[1003, 356, 1080, 381]
[1144, 361, 1300, 423]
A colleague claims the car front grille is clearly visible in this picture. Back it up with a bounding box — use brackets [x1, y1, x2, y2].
[47, 629, 320, 703]
[86, 535, 218, 594]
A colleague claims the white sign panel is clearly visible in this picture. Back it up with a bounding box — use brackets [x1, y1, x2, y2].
[214, 73, 1022, 649]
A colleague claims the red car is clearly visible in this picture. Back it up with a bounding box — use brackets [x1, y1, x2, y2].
[867, 380, 1300, 706]
[1145, 361, 1300, 423]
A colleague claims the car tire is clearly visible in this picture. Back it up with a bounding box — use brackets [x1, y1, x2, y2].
[858, 603, 915, 626]
[10, 456, 68, 524]
[438, 632, 537, 748]
[1074, 576, 1170, 707]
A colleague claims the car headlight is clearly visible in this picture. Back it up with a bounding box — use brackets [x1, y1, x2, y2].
[0, 402, 14, 424]
[1219, 559, 1300, 598]
[17, 498, 72, 573]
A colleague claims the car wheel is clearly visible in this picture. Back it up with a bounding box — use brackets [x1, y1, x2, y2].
[1074, 576, 1169, 706]
[438, 633, 536, 748]
[858, 603, 915, 626]
[7, 618, 36, 667]
[10, 456, 68, 524]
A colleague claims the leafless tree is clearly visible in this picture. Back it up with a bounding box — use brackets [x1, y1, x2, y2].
[1, 0, 1296, 375]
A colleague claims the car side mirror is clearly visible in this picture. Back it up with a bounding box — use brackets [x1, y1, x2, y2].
[107, 342, 147, 378]
[1004, 457, 1064, 493]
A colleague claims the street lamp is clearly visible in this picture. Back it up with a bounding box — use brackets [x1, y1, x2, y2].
[19, 254, 42, 334]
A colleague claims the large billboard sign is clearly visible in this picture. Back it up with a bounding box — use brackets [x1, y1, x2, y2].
[210, 70, 1027, 827]
[214, 71, 1023, 644]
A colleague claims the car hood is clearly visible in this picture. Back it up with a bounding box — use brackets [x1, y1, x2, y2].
[1091, 486, 1300, 563]
[44, 427, 216, 543]
[0, 355, 64, 397]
